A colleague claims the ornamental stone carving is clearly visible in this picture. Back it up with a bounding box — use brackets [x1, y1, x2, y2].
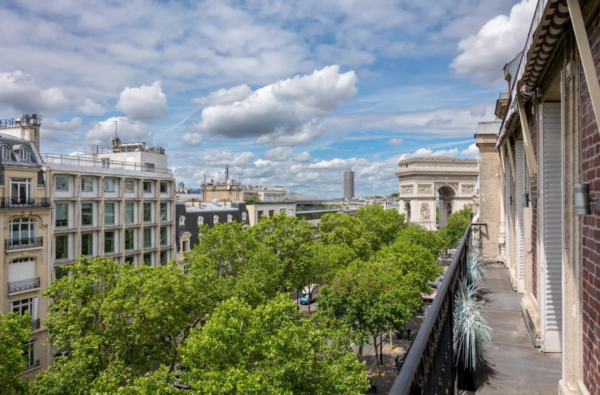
[462, 185, 475, 194]
[420, 203, 430, 220]
[418, 184, 432, 193]
[434, 182, 459, 192]
[401, 185, 414, 194]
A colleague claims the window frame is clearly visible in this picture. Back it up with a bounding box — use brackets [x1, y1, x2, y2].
[81, 177, 94, 192]
[104, 178, 116, 193]
[81, 233, 93, 257]
[81, 203, 93, 226]
[160, 202, 168, 221]
[104, 202, 115, 225]
[55, 235, 69, 260]
[160, 182, 168, 194]
[55, 176, 69, 192]
[125, 202, 134, 224]
[143, 202, 152, 223]
[143, 181, 152, 193]
[104, 231, 115, 254]
[143, 228, 152, 248]
[160, 226, 167, 246]
[124, 229, 134, 251]
[124, 180, 135, 193]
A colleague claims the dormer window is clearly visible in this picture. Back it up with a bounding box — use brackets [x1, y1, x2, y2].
[227, 214, 233, 223]
[1, 145, 10, 159]
[213, 215, 219, 223]
[198, 216, 204, 225]
[20, 147, 30, 162]
[179, 216, 185, 226]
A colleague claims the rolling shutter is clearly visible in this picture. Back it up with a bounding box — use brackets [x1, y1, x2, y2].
[516, 140, 526, 293]
[8, 259, 35, 282]
[540, 102, 563, 352]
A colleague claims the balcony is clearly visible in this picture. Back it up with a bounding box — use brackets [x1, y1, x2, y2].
[7, 277, 40, 294]
[41, 153, 172, 175]
[0, 197, 50, 209]
[31, 318, 40, 331]
[5, 237, 43, 251]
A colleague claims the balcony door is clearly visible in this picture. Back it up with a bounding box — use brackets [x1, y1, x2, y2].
[9, 218, 36, 247]
[10, 178, 32, 205]
[540, 102, 564, 353]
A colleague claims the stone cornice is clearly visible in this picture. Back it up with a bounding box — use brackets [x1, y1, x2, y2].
[398, 156, 478, 165]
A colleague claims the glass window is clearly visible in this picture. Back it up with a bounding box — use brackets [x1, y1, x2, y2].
[143, 253, 152, 266]
[269, 210, 274, 218]
[182, 240, 189, 252]
[56, 204, 68, 227]
[179, 216, 185, 226]
[143, 202, 152, 222]
[242, 212, 247, 221]
[160, 182, 168, 194]
[105, 203, 115, 225]
[24, 341, 37, 368]
[213, 215, 219, 223]
[55, 267, 70, 280]
[10, 178, 32, 204]
[125, 256, 134, 265]
[81, 203, 93, 226]
[160, 227, 167, 246]
[227, 214, 233, 223]
[81, 233, 93, 256]
[125, 202, 134, 224]
[198, 216, 204, 225]
[143, 181, 152, 193]
[125, 180, 134, 193]
[104, 231, 115, 253]
[56, 235, 68, 260]
[81, 177, 93, 192]
[160, 251, 167, 265]
[104, 178, 115, 192]
[11, 298, 33, 316]
[257, 211, 263, 220]
[20, 148, 30, 161]
[280, 208, 286, 213]
[55, 176, 69, 191]
[125, 229, 134, 250]
[1, 145, 10, 159]
[160, 202, 168, 221]
[143, 228, 152, 248]
[10, 218, 36, 241]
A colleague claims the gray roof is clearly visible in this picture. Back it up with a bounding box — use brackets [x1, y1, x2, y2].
[0, 135, 43, 169]
[285, 192, 327, 202]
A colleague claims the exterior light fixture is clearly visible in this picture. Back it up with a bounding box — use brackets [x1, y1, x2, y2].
[524, 193, 529, 208]
[574, 183, 600, 215]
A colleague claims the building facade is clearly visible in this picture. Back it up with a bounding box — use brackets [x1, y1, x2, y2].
[0, 132, 52, 378]
[343, 169, 354, 199]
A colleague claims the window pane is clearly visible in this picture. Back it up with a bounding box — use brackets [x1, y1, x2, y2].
[125, 203, 134, 223]
[82, 203, 93, 225]
[160, 182, 167, 193]
[81, 177, 93, 192]
[143, 253, 152, 266]
[160, 251, 167, 265]
[55, 267, 70, 280]
[56, 176, 69, 191]
[104, 231, 114, 253]
[143, 203, 152, 222]
[56, 236, 68, 259]
[105, 203, 115, 225]
[125, 256, 134, 265]
[125, 230, 134, 250]
[56, 204, 68, 227]
[104, 179, 115, 192]
[143, 182, 151, 193]
[160, 203, 167, 221]
[160, 227, 167, 246]
[81, 233, 93, 256]
[143, 228, 151, 248]
[125, 180, 134, 193]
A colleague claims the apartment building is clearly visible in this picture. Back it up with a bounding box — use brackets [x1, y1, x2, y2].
[43, 138, 176, 273]
[0, 130, 52, 378]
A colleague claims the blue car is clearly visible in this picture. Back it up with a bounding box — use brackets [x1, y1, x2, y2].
[300, 285, 319, 305]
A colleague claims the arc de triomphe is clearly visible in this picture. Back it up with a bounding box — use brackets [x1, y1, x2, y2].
[397, 157, 478, 230]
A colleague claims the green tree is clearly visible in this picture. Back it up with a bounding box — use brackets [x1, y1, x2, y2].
[354, 204, 407, 252]
[318, 212, 372, 260]
[390, 192, 399, 198]
[439, 207, 472, 249]
[179, 295, 369, 395]
[318, 262, 422, 373]
[0, 312, 31, 394]
[397, 224, 446, 257]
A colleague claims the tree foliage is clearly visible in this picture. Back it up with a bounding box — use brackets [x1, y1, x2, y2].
[354, 204, 407, 252]
[439, 207, 472, 249]
[319, 212, 371, 260]
[0, 312, 31, 394]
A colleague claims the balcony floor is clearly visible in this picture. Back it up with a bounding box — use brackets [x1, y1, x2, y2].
[475, 264, 561, 394]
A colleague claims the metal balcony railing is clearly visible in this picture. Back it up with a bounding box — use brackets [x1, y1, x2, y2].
[41, 153, 172, 174]
[0, 197, 50, 208]
[390, 225, 472, 395]
[24, 360, 40, 371]
[31, 318, 40, 331]
[5, 237, 43, 250]
[7, 277, 41, 294]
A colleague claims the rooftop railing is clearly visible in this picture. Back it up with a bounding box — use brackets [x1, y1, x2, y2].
[41, 154, 172, 175]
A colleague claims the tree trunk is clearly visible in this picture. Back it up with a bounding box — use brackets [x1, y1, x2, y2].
[390, 330, 394, 349]
[373, 336, 380, 375]
[380, 333, 383, 365]
[308, 290, 312, 314]
[358, 345, 363, 362]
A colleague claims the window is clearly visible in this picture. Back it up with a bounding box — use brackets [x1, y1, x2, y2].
[104, 231, 115, 253]
[257, 211, 263, 220]
[20, 147, 30, 161]
[56, 235, 68, 260]
[280, 208, 286, 213]
[227, 214, 233, 223]
[55, 176, 69, 191]
[10, 178, 32, 204]
[160, 202, 168, 221]
[143, 253, 152, 266]
[125, 180, 134, 193]
[81, 233, 93, 256]
[242, 212, 247, 221]
[9, 258, 35, 283]
[213, 215, 219, 223]
[125, 202, 134, 224]
[24, 341, 37, 369]
[269, 210, 274, 218]
[143, 228, 152, 248]
[198, 216, 204, 225]
[179, 216, 185, 226]
[125, 230, 134, 251]
[104, 178, 115, 192]
[55, 267, 70, 280]
[160, 251, 168, 265]
[143, 202, 152, 222]
[125, 256, 134, 265]
[10, 218, 36, 241]
[105, 203, 115, 225]
[182, 240, 189, 252]
[160, 182, 168, 194]
[11, 298, 33, 316]
[81, 177, 93, 192]
[101, 158, 110, 168]
[1, 145, 10, 159]
[143, 181, 152, 193]
[81, 203, 93, 226]
[145, 163, 155, 172]
[160, 227, 167, 246]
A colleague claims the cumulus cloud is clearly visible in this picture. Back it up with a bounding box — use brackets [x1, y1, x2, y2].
[181, 132, 202, 146]
[0, 71, 68, 113]
[460, 143, 479, 157]
[77, 99, 107, 116]
[451, 0, 536, 84]
[308, 157, 370, 170]
[116, 80, 168, 122]
[389, 138, 403, 146]
[262, 146, 292, 161]
[43, 117, 82, 131]
[191, 65, 357, 145]
[193, 85, 252, 106]
[85, 116, 153, 145]
[292, 151, 313, 162]
[200, 150, 255, 166]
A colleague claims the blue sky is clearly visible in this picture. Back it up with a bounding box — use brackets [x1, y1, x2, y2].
[0, 0, 536, 197]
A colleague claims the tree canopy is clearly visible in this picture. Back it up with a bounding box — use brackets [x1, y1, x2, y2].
[0, 312, 31, 395]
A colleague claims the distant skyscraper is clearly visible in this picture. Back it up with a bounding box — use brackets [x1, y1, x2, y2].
[178, 181, 185, 188]
[343, 163, 355, 199]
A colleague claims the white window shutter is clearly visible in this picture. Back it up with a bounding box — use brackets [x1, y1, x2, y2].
[505, 160, 511, 268]
[9, 302, 14, 311]
[33, 297, 38, 321]
[516, 140, 526, 293]
[8, 259, 35, 282]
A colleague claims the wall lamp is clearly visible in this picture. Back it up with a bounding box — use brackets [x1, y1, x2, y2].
[574, 183, 600, 215]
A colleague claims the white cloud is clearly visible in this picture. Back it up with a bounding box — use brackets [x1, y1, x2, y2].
[43, 117, 82, 131]
[389, 138, 403, 146]
[85, 116, 153, 145]
[262, 146, 292, 161]
[460, 143, 479, 157]
[398, 147, 460, 161]
[116, 80, 168, 122]
[292, 151, 313, 162]
[77, 98, 107, 116]
[200, 150, 255, 166]
[451, 0, 536, 84]
[193, 85, 252, 106]
[308, 157, 370, 170]
[181, 132, 202, 146]
[0, 70, 68, 113]
[191, 65, 357, 145]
